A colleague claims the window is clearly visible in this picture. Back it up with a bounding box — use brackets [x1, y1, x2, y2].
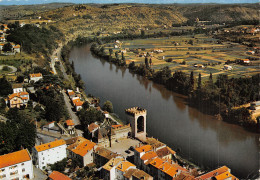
[22, 168, 25, 172]
[0, 169, 5, 172]
[21, 163, 24, 166]
[43, 157, 45, 160]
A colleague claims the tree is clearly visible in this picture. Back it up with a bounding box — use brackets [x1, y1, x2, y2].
[115, 52, 119, 61]
[78, 107, 105, 135]
[145, 57, 149, 68]
[0, 77, 13, 96]
[82, 101, 89, 110]
[121, 52, 125, 61]
[103, 100, 113, 113]
[149, 58, 152, 67]
[188, 39, 193, 45]
[2, 43, 13, 52]
[0, 108, 36, 154]
[188, 71, 195, 93]
[109, 48, 113, 56]
[141, 30, 145, 37]
[198, 73, 202, 89]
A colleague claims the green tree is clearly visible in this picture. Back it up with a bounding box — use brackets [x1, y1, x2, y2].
[109, 48, 113, 56]
[103, 100, 113, 113]
[188, 71, 195, 93]
[82, 101, 89, 110]
[0, 77, 13, 96]
[121, 52, 125, 61]
[78, 107, 104, 134]
[50, 158, 67, 172]
[145, 57, 149, 68]
[2, 43, 13, 52]
[198, 73, 202, 89]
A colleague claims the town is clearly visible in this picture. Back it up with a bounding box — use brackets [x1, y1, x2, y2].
[0, 1, 259, 180]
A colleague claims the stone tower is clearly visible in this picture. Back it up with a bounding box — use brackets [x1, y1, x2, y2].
[125, 107, 147, 141]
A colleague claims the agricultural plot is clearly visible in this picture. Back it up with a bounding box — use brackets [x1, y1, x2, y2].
[104, 34, 259, 79]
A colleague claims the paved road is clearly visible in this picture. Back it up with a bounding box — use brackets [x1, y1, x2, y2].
[62, 90, 83, 137]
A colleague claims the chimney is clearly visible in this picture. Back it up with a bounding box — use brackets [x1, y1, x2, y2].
[121, 164, 123, 169]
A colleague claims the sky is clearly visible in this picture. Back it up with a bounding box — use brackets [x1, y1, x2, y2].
[0, 0, 258, 5]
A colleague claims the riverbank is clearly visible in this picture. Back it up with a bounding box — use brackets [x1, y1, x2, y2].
[89, 40, 259, 133]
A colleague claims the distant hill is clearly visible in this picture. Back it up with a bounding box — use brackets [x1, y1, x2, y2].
[0, 3, 74, 21]
[176, 3, 259, 23]
[1, 3, 258, 35]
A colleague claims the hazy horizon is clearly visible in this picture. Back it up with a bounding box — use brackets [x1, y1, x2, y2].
[0, 0, 258, 6]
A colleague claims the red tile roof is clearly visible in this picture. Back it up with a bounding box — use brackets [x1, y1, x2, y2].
[88, 123, 99, 132]
[34, 139, 66, 152]
[195, 166, 238, 180]
[66, 120, 74, 126]
[71, 139, 96, 157]
[30, 73, 42, 78]
[135, 145, 152, 153]
[141, 151, 157, 161]
[0, 149, 31, 169]
[49, 171, 71, 180]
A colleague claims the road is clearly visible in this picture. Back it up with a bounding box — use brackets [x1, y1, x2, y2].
[62, 90, 83, 137]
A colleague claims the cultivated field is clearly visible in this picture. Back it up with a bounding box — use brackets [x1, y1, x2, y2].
[104, 34, 260, 79]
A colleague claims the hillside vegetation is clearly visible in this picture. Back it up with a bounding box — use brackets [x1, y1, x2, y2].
[18, 3, 257, 36]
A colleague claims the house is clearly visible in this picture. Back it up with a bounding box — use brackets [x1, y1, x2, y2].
[0, 149, 34, 179]
[5, 92, 30, 108]
[72, 98, 84, 111]
[153, 49, 163, 53]
[0, 36, 6, 42]
[48, 171, 71, 180]
[12, 83, 24, 93]
[0, 43, 4, 50]
[65, 119, 75, 135]
[67, 138, 96, 167]
[195, 166, 238, 180]
[29, 73, 43, 83]
[32, 139, 67, 170]
[103, 111, 109, 118]
[13, 45, 21, 53]
[94, 147, 121, 167]
[223, 65, 232, 70]
[88, 123, 100, 138]
[67, 89, 76, 99]
[115, 160, 136, 180]
[134, 144, 153, 167]
[124, 168, 153, 180]
[111, 124, 131, 140]
[241, 59, 250, 64]
[102, 157, 125, 180]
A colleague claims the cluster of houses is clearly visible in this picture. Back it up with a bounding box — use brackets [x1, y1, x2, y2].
[0, 24, 21, 55]
[0, 105, 239, 180]
[0, 135, 239, 180]
[4, 73, 43, 109]
[223, 26, 260, 35]
[67, 89, 84, 111]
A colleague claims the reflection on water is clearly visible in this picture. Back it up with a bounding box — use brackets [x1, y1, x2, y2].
[69, 45, 259, 179]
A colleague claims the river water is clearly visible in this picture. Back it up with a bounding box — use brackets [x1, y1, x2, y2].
[69, 44, 259, 179]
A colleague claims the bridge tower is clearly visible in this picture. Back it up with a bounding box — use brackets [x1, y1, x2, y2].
[125, 107, 147, 141]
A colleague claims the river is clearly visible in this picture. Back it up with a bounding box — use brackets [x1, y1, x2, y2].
[69, 44, 259, 179]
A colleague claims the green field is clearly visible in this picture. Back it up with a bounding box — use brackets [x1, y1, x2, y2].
[104, 34, 260, 79]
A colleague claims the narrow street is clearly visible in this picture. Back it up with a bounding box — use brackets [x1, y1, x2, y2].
[62, 90, 83, 137]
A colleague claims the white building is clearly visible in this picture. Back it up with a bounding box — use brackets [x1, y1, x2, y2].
[12, 83, 25, 93]
[29, 73, 43, 83]
[0, 149, 34, 180]
[32, 139, 67, 170]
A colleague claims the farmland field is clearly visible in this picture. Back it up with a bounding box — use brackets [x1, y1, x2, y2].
[103, 34, 259, 79]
